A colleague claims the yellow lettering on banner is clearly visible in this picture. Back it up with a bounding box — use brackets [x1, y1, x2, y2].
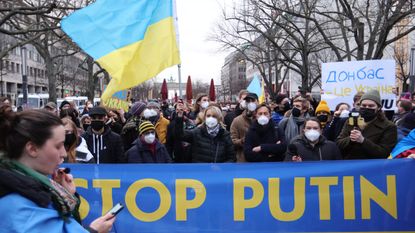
[175, 179, 206, 221]
[268, 178, 306, 221]
[343, 176, 356, 220]
[126, 179, 171, 222]
[310, 177, 338, 220]
[93, 179, 121, 215]
[233, 178, 264, 221]
[360, 175, 397, 219]
[74, 178, 90, 220]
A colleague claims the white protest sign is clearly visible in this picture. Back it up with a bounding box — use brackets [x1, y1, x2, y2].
[321, 60, 396, 110]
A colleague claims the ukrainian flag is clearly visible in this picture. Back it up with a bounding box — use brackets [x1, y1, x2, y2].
[61, 0, 180, 101]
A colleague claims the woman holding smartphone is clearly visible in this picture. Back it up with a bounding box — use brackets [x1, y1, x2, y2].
[0, 108, 115, 232]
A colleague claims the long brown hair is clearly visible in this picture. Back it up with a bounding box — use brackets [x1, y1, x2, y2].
[61, 118, 79, 163]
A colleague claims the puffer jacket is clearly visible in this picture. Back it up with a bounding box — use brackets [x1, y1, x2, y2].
[175, 117, 236, 163]
[285, 134, 342, 161]
[81, 126, 125, 163]
[125, 139, 172, 163]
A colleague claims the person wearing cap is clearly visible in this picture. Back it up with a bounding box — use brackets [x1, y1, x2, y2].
[59, 100, 71, 111]
[81, 106, 125, 163]
[142, 100, 170, 144]
[121, 101, 146, 151]
[125, 121, 172, 163]
[315, 100, 331, 129]
[44, 102, 57, 115]
[279, 96, 311, 143]
[336, 90, 397, 159]
[230, 92, 258, 162]
[224, 90, 249, 131]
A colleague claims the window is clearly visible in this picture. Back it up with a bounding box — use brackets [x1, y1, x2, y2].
[16, 63, 20, 73]
[5, 61, 9, 71]
[29, 50, 33, 60]
[30, 67, 33, 76]
[10, 62, 14, 72]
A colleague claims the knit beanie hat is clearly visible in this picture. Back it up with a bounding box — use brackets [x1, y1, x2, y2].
[59, 100, 71, 109]
[360, 89, 382, 107]
[147, 101, 161, 109]
[130, 101, 146, 117]
[315, 100, 330, 114]
[139, 121, 155, 135]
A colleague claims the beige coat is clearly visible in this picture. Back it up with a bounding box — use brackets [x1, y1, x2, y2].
[230, 111, 253, 162]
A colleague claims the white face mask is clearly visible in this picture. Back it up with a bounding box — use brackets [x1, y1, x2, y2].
[340, 110, 350, 118]
[257, 115, 269, 126]
[201, 101, 209, 109]
[144, 133, 156, 144]
[143, 109, 152, 119]
[247, 102, 257, 112]
[205, 116, 218, 128]
[149, 109, 158, 117]
[394, 108, 400, 114]
[305, 129, 320, 142]
[240, 100, 247, 109]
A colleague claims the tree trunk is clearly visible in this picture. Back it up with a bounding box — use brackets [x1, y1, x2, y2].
[45, 57, 56, 102]
[86, 56, 95, 101]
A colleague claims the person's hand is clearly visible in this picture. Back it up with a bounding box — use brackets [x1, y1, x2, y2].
[89, 212, 116, 233]
[292, 156, 302, 162]
[407, 154, 415, 159]
[52, 169, 76, 194]
[350, 129, 364, 143]
[276, 141, 281, 144]
[334, 110, 341, 117]
[252, 146, 261, 152]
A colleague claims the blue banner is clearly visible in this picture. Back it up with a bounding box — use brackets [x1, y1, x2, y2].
[67, 159, 415, 233]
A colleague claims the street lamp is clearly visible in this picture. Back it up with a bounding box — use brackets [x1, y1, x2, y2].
[409, 48, 415, 93]
[20, 46, 28, 106]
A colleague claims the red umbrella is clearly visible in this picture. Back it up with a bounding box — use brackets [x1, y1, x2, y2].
[161, 78, 168, 101]
[186, 75, 193, 104]
[209, 78, 216, 101]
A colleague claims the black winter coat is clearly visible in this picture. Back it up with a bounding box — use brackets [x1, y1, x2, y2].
[166, 113, 195, 163]
[175, 117, 236, 163]
[285, 135, 342, 161]
[81, 126, 125, 163]
[224, 104, 244, 131]
[244, 120, 287, 162]
[126, 139, 172, 163]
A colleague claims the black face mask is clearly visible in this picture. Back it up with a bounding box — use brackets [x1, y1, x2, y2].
[292, 107, 301, 117]
[317, 115, 329, 123]
[83, 124, 90, 131]
[64, 133, 77, 149]
[91, 120, 105, 131]
[359, 108, 377, 122]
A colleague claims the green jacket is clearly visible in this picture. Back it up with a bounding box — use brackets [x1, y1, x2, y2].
[336, 116, 397, 159]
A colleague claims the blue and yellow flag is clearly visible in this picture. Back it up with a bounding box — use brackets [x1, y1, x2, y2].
[61, 0, 181, 102]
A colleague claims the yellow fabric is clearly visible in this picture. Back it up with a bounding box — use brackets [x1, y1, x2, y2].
[98, 17, 180, 102]
[155, 116, 170, 144]
[315, 100, 330, 114]
[139, 121, 155, 135]
[259, 77, 265, 104]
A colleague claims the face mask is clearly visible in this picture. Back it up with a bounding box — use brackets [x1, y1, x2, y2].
[83, 124, 90, 131]
[317, 115, 328, 123]
[201, 101, 209, 109]
[305, 129, 320, 142]
[91, 120, 105, 131]
[257, 115, 269, 126]
[64, 133, 77, 149]
[144, 133, 156, 144]
[340, 110, 350, 118]
[247, 102, 257, 112]
[359, 108, 377, 122]
[292, 107, 301, 117]
[205, 117, 218, 128]
[240, 100, 247, 109]
[143, 109, 152, 119]
[150, 109, 158, 117]
[394, 108, 399, 114]
[87, 104, 93, 108]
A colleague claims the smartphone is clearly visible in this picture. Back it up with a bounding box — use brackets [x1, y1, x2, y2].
[107, 203, 124, 216]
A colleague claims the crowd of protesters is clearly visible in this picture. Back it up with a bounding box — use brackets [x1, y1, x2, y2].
[2, 88, 415, 167]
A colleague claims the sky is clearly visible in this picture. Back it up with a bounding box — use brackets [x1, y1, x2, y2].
[157, 0, 229, 85]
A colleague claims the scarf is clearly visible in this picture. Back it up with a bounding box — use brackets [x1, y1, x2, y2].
[0, 159, 79, 220]
[285, 114, 306, 143]
[206, 124, 220, 138]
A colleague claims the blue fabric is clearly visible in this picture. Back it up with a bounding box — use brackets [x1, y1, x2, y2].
[391, 128, 415, 158]
[271, 111, 284, 124]
[0, 193, 87, 233]
[61, 0, 173, 59]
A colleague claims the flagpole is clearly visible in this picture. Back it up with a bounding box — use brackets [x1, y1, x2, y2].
[178, 64, 182, 98]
